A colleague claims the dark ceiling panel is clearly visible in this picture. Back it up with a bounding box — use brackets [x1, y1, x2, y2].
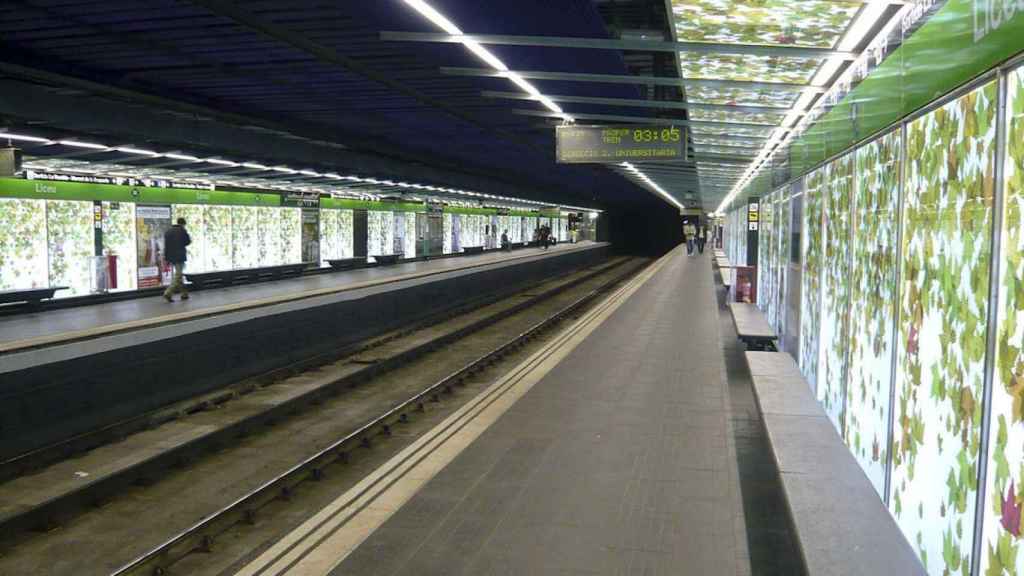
[0, 0, 687, 211]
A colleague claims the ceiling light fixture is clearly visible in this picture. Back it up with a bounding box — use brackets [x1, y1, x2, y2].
[620, 162, 685, 211]
[0, 133, 53, 144]
[401, 0, 573, 122]
[59, 140, 109, 150]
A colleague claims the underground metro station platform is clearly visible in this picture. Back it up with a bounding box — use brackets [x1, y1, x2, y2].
[1, 1, 1023, 575]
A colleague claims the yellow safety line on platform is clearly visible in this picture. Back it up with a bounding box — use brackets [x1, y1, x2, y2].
[0, 244, 601, 356]
[232, 247, 676, 576]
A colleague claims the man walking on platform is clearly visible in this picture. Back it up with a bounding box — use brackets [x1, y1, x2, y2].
[684, 221, 696, 255]
[163, 217, 192, 302]
[697, 225, 707, 254]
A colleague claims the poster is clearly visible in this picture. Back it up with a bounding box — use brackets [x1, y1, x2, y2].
[301, 208, 320, 264]
[136, 205, 172, 288]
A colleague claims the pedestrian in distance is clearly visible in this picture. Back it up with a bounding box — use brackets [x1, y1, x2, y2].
[501, 230, 510, 251]
[163, 217, 192, 302]
[697, 225, 707, 255]
[540, 226, 551, 250]
[684, 222, 697, 255]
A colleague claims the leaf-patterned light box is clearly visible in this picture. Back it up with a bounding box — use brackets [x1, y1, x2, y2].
[890, 79, 998, 576]
[981, 66, 1024, 576]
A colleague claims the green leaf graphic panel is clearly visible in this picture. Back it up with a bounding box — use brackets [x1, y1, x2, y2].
[280, 208, 302, 264]
[890, 81, 997, 576]
[173, 204, 207, 272]
[205, 205, 233, 272]
[847, 129, 902, 497]
[101, 202, 137, 291]
[693, 125, 775, 137]
[678, 53, 820, 84]
[820, 154, 853, 432]
[982, 66, 1024, 576]
[368, 210, 394, 258]
[758, 192, 773, 314]
[257, 206, 283, 267]
[443, 213, 454, 254]
[46, 200, 93, 296]
[800, 166, 826, 392]
[0, 198, 47, 291]
[685, 85, 796, 108]
[689, 108, 784, 125]
[669, 0, 859, 47]
[232, 206, 259, 270]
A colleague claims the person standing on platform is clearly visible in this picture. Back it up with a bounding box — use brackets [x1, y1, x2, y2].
[163, 218, 192, 302]
[697, 225, 707, 254]
[684, 222, 696, 255]
[540, 226, 550, 250]
[501, 230, 510, 251]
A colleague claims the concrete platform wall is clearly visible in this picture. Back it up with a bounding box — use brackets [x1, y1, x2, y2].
[0, 245, 609, 461]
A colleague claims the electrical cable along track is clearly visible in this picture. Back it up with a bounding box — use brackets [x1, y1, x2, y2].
[0, 256, 650, 576]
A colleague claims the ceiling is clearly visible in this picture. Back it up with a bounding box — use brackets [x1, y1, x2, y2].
[0, 1, 906, 213]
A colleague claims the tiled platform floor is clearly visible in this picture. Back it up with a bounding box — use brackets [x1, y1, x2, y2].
[330, 247, 751, 575]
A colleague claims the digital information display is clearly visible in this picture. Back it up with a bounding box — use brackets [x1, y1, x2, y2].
[556, 125, 686, 164]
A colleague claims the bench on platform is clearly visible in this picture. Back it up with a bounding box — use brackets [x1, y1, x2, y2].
[185, 262, 312, 289]
[729, 302, 776, 350]
[744, 351, 925, 576]
[462, 246, 485, 255]
[0, 287, 67, 307]
[327, 258, 364, 271]
[372, 254, 402, 265]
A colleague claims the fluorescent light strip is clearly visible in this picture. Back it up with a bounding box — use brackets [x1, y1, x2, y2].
[0, 132, 54, 144]
[620, 162, 685, 211]
[401, 0, 572, 122]
[114, 147, 159, 156]
[59, 140, 109, 150]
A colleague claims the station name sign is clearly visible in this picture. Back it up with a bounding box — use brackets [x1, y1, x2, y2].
[556, 125, 686, 164]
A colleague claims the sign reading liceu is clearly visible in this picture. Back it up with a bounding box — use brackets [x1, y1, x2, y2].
[555, 125, 686, 164]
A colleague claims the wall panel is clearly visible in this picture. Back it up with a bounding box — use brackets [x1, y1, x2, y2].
[981, 66, 1024, 575]
[847, 129, 902, 497]
[890, 80, 998, 575]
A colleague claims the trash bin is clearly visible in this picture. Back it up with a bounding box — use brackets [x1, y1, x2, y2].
[734, 266, 757, 304]
[107, 254, 118, 290]
[92, 255, 110, 293]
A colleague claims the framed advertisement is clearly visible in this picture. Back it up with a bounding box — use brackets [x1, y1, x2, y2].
[136, 205, 172, 288]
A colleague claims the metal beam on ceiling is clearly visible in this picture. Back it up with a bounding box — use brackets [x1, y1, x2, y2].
[381, 32, 857, 60]
[510, 110, 774, 129]
[689, 132, 770, 142]
[481, 91, 786, 114]
[189, 0, 547, 158]
[440, 67, 820, 92]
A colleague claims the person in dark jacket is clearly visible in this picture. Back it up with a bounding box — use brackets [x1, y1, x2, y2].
[163, 218, 192, 302]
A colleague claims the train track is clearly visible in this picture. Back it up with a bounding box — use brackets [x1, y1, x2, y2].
[112, 257, 646, 576]
[0, 256, 648, 576]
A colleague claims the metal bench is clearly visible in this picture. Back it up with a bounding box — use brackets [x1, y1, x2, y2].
[744, 351, 925, 576]
[186, 262, 312, 289]
[327, 258, 364, 271]
[371, 254, 402, 265]
[728, 302, 777, 350]
[462, 246, 485, 255]
[0, 286, 68, 308]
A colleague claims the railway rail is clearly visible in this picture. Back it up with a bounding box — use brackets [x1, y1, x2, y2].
[0, 256, 649, 576]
